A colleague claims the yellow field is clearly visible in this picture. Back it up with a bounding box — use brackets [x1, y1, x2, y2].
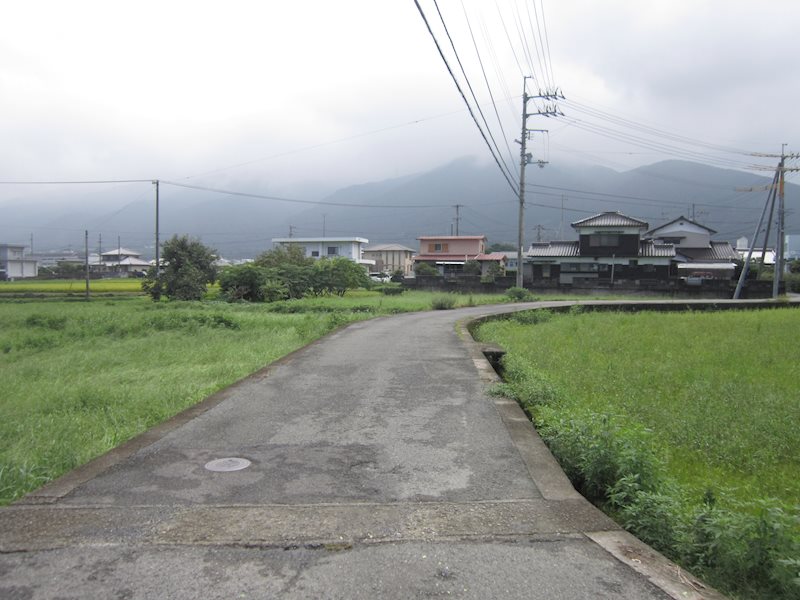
[0, 278, 144, 294]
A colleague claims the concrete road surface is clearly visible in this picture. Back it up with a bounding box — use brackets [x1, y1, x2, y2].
[1, 302, 725, 599]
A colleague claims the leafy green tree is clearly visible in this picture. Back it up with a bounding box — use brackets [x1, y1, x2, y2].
[311, 257, 370, 296]
[488, 242, 516, 252]
[143, 235, 217, 301]
[254, 245, 314, 299]
[219, 263, 271, 301]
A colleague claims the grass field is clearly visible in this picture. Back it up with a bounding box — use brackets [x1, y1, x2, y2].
[476, 307, 800, 599]
[476, 308, 800, 504]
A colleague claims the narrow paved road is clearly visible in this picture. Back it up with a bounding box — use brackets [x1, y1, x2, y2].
[1, 303, 722, 599]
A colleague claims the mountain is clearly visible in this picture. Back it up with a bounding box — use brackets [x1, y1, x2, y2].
[1, 158, 795, 259]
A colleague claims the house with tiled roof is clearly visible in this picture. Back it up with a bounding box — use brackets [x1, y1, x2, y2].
[413, 235, 506, 277]
[526, 212, 675, 285]
[646, 216, 738, 280]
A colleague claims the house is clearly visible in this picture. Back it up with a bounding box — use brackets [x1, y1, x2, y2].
[413, 235, 505, 276]
[646, 216, 738, 280]
[526, 212, 674, 285]
[735, 236, 775, 265]
[98, 247, 151, 275]
[363, 243, 415, 276]
[271, 237, 376, 269]
[0, 243, 38, 279]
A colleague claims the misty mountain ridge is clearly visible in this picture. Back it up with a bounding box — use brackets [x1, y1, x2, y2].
[1, 158, 795, 259]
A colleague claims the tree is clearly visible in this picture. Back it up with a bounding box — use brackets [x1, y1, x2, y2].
[143, 235, 217, 301]
[254, 245, 314, 299]
[218, 263, 271, 302]
[310, 257, 370, 296]
[488, 242, 516, 252]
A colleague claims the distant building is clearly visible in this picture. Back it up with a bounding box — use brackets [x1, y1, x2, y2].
[646, 216, 738, 280]
[735, 236, 775, 265]
[526, 212, 674, 285]
[0, 243, 38, 279]
[413, 235, 505, 277]
[271, 237, 376, 269]
[363, 243, 415, 276]
[98, 247, 151, 275]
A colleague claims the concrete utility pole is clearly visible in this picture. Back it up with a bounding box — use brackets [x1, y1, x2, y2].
[452, 204, 462, 236]
[735, 148, 800, 298]
[84, 230, 90, 301]
[153, 180, 160, 276]
[516, 77, 563, 288]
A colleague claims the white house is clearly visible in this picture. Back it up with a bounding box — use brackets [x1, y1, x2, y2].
[271, 237, 376, 269]
[98, 247, 151, 274]
[0, 243, 38, 279]
[647, 216, 738, 279]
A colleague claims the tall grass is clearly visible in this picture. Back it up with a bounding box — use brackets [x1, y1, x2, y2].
[476, 308, 800, 599]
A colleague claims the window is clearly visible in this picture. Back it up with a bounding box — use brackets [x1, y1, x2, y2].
[427, 243, 449, 253]
[589, 234, 620, 247]
[311, 251, 319, 257]
[327, 246, 338, 256]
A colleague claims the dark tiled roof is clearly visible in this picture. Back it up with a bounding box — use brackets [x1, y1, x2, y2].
[640, 241, 675, 257]
[678, 242, 738, 261]
[571, 211, 649, 229]
[526, 242, 579, 257]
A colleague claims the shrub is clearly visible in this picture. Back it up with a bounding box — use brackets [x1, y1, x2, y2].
[376, 283, 404, 295]
[414, 263, 439, 277]
[505, 286, 532, 302]
[431, 294, 456, 310]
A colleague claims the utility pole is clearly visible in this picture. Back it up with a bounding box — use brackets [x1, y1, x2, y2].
[515, 76, 563, 288]
[322, 214, 327, 237]
[153, 180, 160, 276]
[452, 204, 462, 236]
[98, 233, 102, 273]
[29, 233, 33, 256]
[289, 225, 296, 238]
[734, 149, 800, 299]
[84, 230, 90, 301]
[117, 235, 121, 273]
[559, 195, 567, 239]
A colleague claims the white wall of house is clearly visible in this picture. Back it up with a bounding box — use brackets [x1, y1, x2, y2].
[272, 237, 375, 267]
[0, 244, 38, 278]
[649, 221, 711, 248]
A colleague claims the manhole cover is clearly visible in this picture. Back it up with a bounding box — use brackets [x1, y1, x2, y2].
[204, 457, 252, 472]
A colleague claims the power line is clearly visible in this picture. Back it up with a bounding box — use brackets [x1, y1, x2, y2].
[424, 0, 518, 193]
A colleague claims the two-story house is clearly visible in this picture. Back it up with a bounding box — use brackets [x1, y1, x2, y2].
[363, 243, 415, 276]
[527, 212, 674, 285]
[413, 235, 505, 276]
[0, 243, 38, 279]
[646, 216, 738, 280]
[271, 237, 376, 269]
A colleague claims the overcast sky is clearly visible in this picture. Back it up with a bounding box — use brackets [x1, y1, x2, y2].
[2, 0, 799, 202]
